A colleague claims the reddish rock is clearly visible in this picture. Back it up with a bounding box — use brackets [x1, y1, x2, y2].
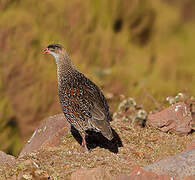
[183, 175, 195, 180]
[113, 166, 172, 180]
[146, 102, 193, 135]
[112, 174, 130, 180]
[71, 168, 112, 180]
[143, 150, 195, 178]
[113, 166, 195, 180]
[19, 113, 70, 157]
[0, 151, 16, 166]
[130, 166, 171, 180]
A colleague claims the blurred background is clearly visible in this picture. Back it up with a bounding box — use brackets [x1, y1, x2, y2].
[0, 0, 194, 156]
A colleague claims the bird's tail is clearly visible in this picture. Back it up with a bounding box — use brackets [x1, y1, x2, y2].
[91, 118, 114, 140]
[102, 127, 114, 140]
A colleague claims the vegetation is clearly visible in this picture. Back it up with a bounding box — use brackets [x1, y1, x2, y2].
[0, 0, 194, 155]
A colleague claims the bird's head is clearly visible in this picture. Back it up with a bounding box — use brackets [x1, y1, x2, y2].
[43, 44, 65, 60]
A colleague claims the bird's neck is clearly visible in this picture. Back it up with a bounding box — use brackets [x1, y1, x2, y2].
[55, 54, 75, 84]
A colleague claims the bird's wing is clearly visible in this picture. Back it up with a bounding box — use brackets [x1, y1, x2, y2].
[80, 84, 113, 139]
[90, 103, 105, 121]
[78, 82, 108, 121]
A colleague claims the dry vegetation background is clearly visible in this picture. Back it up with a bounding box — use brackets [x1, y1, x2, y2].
[0, 0, 194, 156]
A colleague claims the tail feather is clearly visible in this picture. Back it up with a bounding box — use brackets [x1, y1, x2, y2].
[91, 118, 114, 140]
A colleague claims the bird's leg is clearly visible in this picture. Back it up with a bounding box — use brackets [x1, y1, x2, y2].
[81, 132, 88, 152]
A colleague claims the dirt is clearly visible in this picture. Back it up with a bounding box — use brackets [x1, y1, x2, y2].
[0, 117, 193, 179]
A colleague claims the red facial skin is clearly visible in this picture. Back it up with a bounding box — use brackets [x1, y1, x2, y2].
[43, 48, 50, 54]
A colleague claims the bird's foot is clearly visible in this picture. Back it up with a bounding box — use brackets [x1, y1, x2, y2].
[80, 132, 90, 153]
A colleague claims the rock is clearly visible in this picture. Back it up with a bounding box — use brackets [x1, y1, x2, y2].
[112, 174, 130, 180]
[113, 166, 171, 180]
[19, 113, 70, 157]
[0, 151, 16, 166]
[113, 165, 195, 180]
[182, 175, 195, 180]
[130, 166, 171, 180]
[143, 150, 195, 178]
[146, 102, 193, 135]
[71, 168, 112, 180]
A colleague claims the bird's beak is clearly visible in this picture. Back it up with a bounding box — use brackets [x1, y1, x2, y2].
[43, 48, 50, 54]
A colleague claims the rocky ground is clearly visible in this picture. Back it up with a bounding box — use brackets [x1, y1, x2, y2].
[1, 0, 195, 156]
[0, 97, 194, 179]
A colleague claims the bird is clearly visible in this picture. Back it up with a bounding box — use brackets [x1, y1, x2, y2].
[43, 44, 113, 151]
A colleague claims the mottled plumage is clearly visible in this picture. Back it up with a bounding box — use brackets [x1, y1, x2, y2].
[44, 44, 113, 150]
